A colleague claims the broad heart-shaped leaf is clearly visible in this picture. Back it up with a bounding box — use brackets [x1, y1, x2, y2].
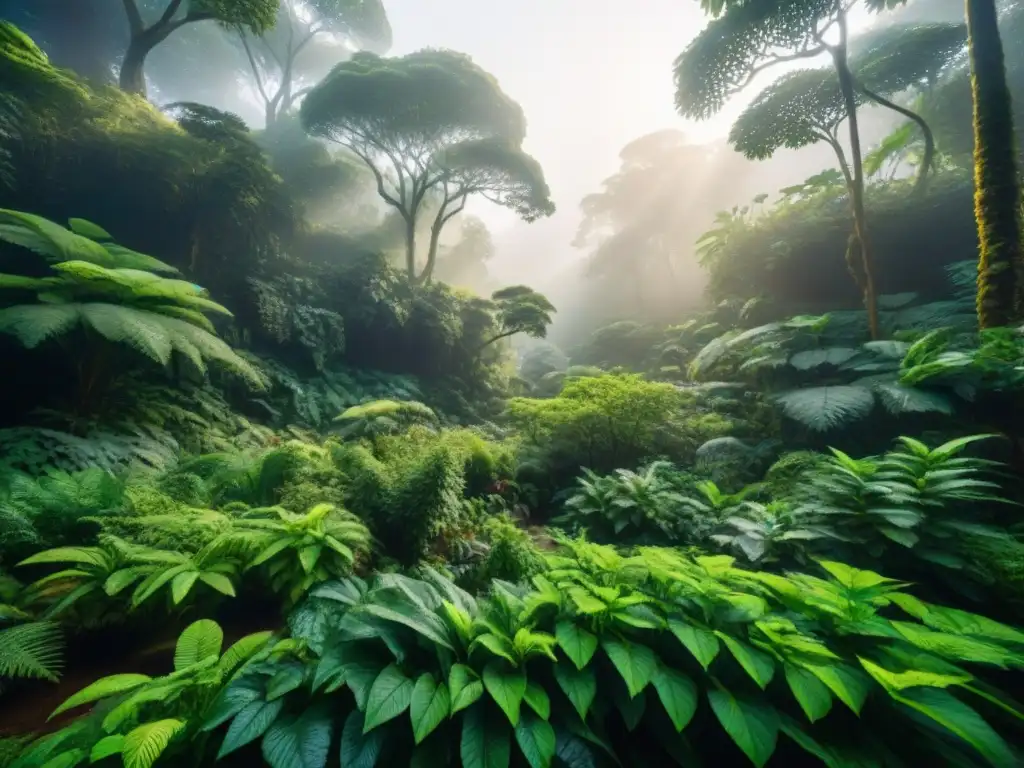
[554, 661, 596, 720]
[893, 687, 1017, 767]
[717, 634, 775, 689]
[461, 702, 511, 768]
[217, 698, 285, 759]
[450, 664, 484, 714]
[668, 620, 720, 670]
[483, 662, 527, 726]
[524, 681, 551, 720]
[515, 711, 557, 768]
[261, 703, 333, 768]
[122, 719, 185, 768]
[341, 710, 386, 768]
[555, 621, 598, 670]
[174, 619, 224, 672]
[364, 664, 414, 732]
[707, 689, 779, 768]
[411, 674, 450, 744]
[784, 664, 833, 723]
[774, 385, 875, 432]
[50, 673, 152, 718]
[652, 666, 698, 732]
[602, 638, 657, 699]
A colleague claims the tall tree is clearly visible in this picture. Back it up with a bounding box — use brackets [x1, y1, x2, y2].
[300, 50, 554, 283]
[119, 0, 278, 95]
[967, 0, 1023, 327]
[677, 0, 919, 339]
[237, 0, 392, 127]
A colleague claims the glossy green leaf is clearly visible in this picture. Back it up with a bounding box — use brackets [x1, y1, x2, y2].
[784, 664, 833, 723]
[707, 689, 779, 768]
[340, 710, 385, 768]
[364, 664, 414, 732]
[515, 712, 557, 768]
[602, 638, 657, 698]
[652, 666, 698, 732]
[668, 620, 720, 670]
[524, 681, 550, 720]
[50, 674, 152, 718]
[483, 662, 527, 725]
[122, 719, 185, 768]
[261, 703, 333, 768]
[555, 621, 598, 670]
[411, 674, 450, 744]
[461, 703, 511, 768]
[217, 698, 285, 759]
[718, 634, 775, 689]
[554, 662, 596, 720]
[893, 687, 1017, 767]
[450, 664, 484, 714]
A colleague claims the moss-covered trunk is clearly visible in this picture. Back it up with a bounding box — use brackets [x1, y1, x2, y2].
[968, 0, 1023, 328]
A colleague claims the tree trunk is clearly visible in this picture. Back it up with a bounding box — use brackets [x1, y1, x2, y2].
[119, 34, 154, 95]
[404, 215, 417, 280]
[967, 0, 1023, 328]
[832, 26, 880, 340]
[420, 219, 444, 284]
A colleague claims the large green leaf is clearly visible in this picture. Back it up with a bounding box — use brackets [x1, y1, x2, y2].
[602, 638, 657, 698]
[523, 681, 550, 720]
[802, 662, 871, 715]
[784, 664, 833, 723]
[173, 619, 223, 672]
[555, 621, 598, 670]
[411, 674, 450, 745]
[50, 674, 152, 718]
[651, 666, 698, 732]
[364, 664, 414, 732]
[774, 386, 876, 432]
[483, 662, 527, 726]
[261, 703, 333, 768]
[789, 347, 858, 370]
[515, 712, 556, 768]
[707, 690, 779, 768]
[217, 698, 285, 759]
[202, 681, 264, 731]
[893, 688, 1017, 767]
[669, 620, 720, 670]
[461, 703, 511, 768]
[122, 719, 185, 768]
[554, 661, 597, 720]
[340, 710, 386, 768]
[450, 664, 484, 714]
[718, 635, 775, 689]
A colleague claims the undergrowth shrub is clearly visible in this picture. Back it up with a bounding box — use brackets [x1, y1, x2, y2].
[22, 540, 1024, 767]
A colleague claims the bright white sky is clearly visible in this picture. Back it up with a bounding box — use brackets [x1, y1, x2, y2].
[381, 0, 879, 279]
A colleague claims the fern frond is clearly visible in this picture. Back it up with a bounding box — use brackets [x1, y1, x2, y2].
[0, 621, 63, 681]
[0, 208, 110, 264]
[774, 385, 876, 432]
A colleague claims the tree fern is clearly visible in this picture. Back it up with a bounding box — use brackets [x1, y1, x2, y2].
[0, 619, 63, 682]
[0, 209, 177, 273]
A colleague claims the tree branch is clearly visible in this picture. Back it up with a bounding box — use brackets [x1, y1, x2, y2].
[735, 46, 826, 93]
[158, 0, 186, 27]
[856, 81, 935, 194]
[122, 0, 145, 34]
[239, 32, 272, 106]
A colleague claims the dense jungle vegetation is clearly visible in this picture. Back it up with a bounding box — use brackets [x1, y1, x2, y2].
[1, 0, 1024, 766]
